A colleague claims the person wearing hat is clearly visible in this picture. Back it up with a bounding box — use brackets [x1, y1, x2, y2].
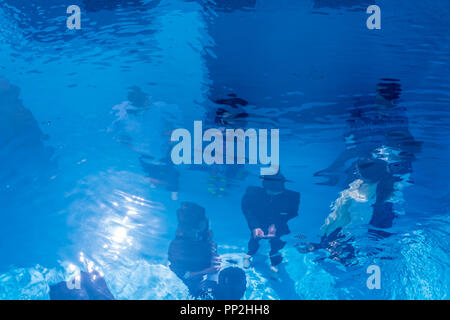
[241, 172, 300, 277]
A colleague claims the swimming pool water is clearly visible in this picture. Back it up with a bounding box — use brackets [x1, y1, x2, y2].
[0, 0, 449, 300]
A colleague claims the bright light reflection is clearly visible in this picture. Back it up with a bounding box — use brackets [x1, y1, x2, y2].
[111, 226, 128, 244]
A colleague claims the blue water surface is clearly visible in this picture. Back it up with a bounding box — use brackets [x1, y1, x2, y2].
[0, 0, 449, 299]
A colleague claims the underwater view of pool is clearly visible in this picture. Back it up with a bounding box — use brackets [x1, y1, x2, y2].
[0, 0, 449, 300]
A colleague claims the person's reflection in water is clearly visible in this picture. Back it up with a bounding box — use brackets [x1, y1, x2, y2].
[201, 93, 250, 198]
[110, 85, 180, 200]
[50, 270, 115, 300]
[0, 77, 55, 195]
[213, 94, 249, 127]
[140, 155, 180, 200]
[242, 172, 300, 279]
[168, 202, 247, 299]
[300, 159, 390, 265]
[168, 202, 220, 299]
[308, 79, 422, 264]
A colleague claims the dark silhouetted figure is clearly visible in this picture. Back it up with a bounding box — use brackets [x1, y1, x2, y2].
[0, 77, 54, 190]
[242, 172, 300, 276]
[0, 78, 57, 268]
[140, 155, 180, 200]
[315, 80, 421, 234]
[168, 203, 247, 299]
[213, 94, 249, 127]
[306, 80, 422, 265]
[168, 202, 220, 298]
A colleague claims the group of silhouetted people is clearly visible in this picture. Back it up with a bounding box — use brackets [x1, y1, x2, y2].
[49, 172, 300, 300]
[166, 171, 301, 299]
[0, 0, 424, 301]
[44, 78, 419, 299]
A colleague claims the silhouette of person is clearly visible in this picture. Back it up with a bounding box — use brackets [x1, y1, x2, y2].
[0, 78, 58, 268]
[110, 85, 180, 200]
[168, 202, 248, 299]
[242, 172, 300, 277]
[299, 159, 391, 266]
[0, 77, 54, 187]
[304, 80, 422, 264]
[315, 80, 421, 235]
[168, 202, 220, 298]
